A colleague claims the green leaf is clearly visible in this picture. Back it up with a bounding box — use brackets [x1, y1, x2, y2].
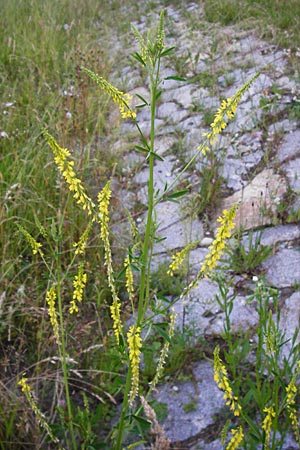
[116, 266, 126, 280]
[164, 75, 186, 81]
[146, 151, 164, 161]
[160, 46, 175, 57]
[135, 145, 149, 154]
[165, 189, 189, 200]
[153, 323, 171, 343]
[127, 441, 147, 449]
[135, 93, 149, 106]
[155, 89, 162, 101]
[131, 52, 146, 66]
[130, 414, 151, 430]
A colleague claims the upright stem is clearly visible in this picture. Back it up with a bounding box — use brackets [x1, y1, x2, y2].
[116, 61, 160, 450]
[137, 71, 157, 325]
[56, 250, 77, 450]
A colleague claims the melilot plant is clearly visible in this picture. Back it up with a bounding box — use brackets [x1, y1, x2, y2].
[17, 10, 291, 450]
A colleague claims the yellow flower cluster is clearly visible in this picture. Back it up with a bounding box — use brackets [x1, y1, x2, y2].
[167, 241, 198, 276]
[18, 375, 59, 444]
[46, 286, 60, 345]
[262, 406, 275, 447]
[226, 426, 244, 450]
[124, 255, 134, 306]
[18, 225, 43, 256]
[82, 67, 136, 119]
[127, 325, 142, 405]
[98, 182, 122, 343]
[44, 131, 95, 217]
[286, 365, 300, 443]
[150, 309, 177, 390]
[69, 264, 87, 314]
[200, 204, 238, 277]
[178, 205, 238, 302]
[199, 73, 259, 155]
[73, 223, 92, 255]
[214, 346, 242, 417]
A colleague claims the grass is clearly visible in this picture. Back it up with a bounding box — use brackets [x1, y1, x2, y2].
[203, 0, 300, 50]
[1, 1, 300, 449]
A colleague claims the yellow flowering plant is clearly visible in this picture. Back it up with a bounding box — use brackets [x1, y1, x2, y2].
[17, 9, 294, 450]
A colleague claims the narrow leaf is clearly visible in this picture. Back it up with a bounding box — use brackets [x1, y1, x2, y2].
[135, 93, 149, 105]
[165, 189, 189, 200]
[131, 52, 146, 66]
[146, 151, 164, 161]
[160, 46, 175, 57]
[153, 323, 171, 343]
[135, 145, 149, 154]
[164, 75, 186, 81]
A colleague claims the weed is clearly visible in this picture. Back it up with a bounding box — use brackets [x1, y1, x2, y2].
[214, 276, 300, 449]
[224, 229, 272, 275]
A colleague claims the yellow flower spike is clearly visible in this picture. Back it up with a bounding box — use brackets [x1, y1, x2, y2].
[82, 67, 136, 119]
[69, 264, 87, 314]
[18, 225, 43, 257]
[124, 255, 135, 307]
[200, 204, 238, 278]
[214, 346, 242, 417]
[98, 182, 123, 343]
[46, 286, 60, 345]
[262, 406, 276, 447]
[226, 426, 244, 450]
[168, 241, 198, 276]
[73, 222, 92, 255]
[44, 130, 96, 218]
[18, 375, 60, 445]
[178, 204, 238, 301]
[199, 73, 259, 155]
[127, 325, 142, 405]
[285, 362, 300, 443]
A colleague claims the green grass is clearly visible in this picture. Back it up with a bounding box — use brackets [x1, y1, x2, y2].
[203, 0, 300, 49]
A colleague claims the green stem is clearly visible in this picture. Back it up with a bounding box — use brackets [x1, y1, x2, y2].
[137, 71, 157, 325]
[56, 253, 77, 450]
[115, 58, 160, 450]
[115, 367, 132, 450]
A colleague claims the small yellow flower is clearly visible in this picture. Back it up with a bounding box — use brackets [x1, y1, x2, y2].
[69, 264, 87, 314]
[18, 375, 59, 444]
[82, 67, 136, 119]
[200, 204, 238, 277]
[262, 406, 276, 447]
[73, 223, 92, 255]
[199, 73, 259, 155]
[285, 364, 300, 443]
[18, 225, 43, 257]
[127, 325, 142, 405]
[46, 286, 60, 345]
[124, 255, 135, 305]
[214, 346, 242, 417]
[98, 182, 122, 343]
[178, 205, 238, 301]
[44, 130, 95, 217]
[226, 426, 244, 450]
[168, 241, 198, 276]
